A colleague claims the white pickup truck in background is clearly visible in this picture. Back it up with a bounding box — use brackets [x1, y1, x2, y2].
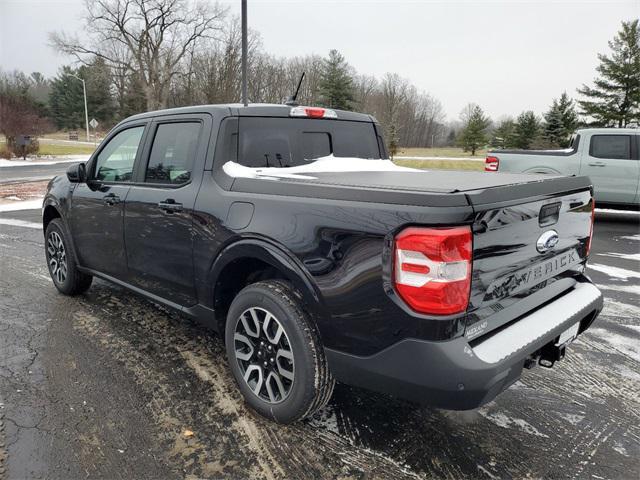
[486, 128, 640, 210]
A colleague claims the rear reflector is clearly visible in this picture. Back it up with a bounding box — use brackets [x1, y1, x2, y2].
[290, 106, 337, 119]
[393, 226, 472, 315]
[485, 156, 499, 172]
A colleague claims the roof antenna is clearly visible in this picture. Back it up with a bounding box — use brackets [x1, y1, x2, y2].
[241, 0, 248, 107]
[285, 72, 305, 106]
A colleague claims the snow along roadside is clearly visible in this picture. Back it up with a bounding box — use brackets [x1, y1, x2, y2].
[0, 155, 89, 168]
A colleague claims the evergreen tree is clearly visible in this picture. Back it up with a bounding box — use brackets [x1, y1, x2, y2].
[543, 100, 564, 146]
[557, 92, 578, 139]
[491, 118, 515, 148]
[48, 66, 85, 130]
[513, 111, 541, 149]
[318, 50, 355, 110]
[577, 19, 640, 127]
[544, 93, 579, 147]
[457, 104, 490, 155]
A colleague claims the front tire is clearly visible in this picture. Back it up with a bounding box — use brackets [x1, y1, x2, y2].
[225, 280, 334, 423]
[45, 219, 92, 295]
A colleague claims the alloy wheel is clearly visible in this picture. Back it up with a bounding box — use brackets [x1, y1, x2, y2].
[47, 231, 67, 284]
[233, 307, 295, 404]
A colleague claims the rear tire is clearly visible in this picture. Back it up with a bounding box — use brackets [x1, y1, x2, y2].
[45, 219, 92, 295]
[225, 280, 334, 423]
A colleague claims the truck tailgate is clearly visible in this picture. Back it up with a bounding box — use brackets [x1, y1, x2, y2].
[464, 182, 593, 340]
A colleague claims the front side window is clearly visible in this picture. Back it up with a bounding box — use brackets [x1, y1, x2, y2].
[94, 126, 144, 182]
[590, 135, 631, 160]
[145, 122, 201, 184]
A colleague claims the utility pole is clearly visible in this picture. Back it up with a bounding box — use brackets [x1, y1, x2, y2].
[241, 0, 248, 106]
[67, 73, 90, 142]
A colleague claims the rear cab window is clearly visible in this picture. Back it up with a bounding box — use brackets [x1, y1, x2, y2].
[237, 117, 383, 168]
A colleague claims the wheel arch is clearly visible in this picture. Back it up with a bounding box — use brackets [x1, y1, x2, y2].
[523, 167, 562, 175]
[209, 237, 326, 335]
[42, 202, 62, 233]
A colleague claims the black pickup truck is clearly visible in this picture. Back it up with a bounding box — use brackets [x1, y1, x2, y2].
[43, 104, 603, 423]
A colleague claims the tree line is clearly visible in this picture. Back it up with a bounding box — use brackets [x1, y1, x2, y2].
[0, 0, 637, 159]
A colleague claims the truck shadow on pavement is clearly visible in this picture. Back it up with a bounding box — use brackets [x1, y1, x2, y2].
[37, 276, 638, 480]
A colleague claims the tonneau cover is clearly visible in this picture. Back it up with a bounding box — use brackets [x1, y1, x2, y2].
[229, 169, 592, 208]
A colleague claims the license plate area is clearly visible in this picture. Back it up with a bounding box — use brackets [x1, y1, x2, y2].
[556, 322, 580, 346]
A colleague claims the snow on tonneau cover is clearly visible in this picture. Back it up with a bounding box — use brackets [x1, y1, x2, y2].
[224, 155, 594, 340]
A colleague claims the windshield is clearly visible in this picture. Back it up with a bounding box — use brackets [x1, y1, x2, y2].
[238, 117, 386, 168]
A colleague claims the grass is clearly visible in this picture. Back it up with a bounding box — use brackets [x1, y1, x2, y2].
[37, 143, 96, 156]
[396, 147, 487, 158]
[394, 158, 484, 171]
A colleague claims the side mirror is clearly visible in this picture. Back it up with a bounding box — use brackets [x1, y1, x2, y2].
[66, 162, 87, 183]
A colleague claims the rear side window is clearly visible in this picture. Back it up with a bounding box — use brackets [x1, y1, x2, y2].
[145, 122, 201, 184]
[590, 135, 631, 160]
[238, 118, 381, 168]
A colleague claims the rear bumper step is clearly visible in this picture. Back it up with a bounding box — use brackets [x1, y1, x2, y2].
[326, 281, 603, 410]
[472, 282, 602, 364]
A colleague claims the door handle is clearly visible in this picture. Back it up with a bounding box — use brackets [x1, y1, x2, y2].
[158, 199, 183, 213]
[588, 162, 606, 167]
[103, 194, 120, 206]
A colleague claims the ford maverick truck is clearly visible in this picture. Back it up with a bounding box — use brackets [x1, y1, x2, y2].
[43, 104, 602, 423]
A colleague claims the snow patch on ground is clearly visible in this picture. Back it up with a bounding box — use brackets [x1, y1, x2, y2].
[588, 263, 640, 280]
[588, 328, 640, 362]
[0, 155, 89, 168]
[613, 443, 629, 457]
[308, 406, 340, 435]
[600, 299, 640, 320]
[0, 198, 43, 212]
[558, 413, 584, 426]
[597, 284, 640, 295]
[619, 234, 640, 242]
[0, 219, 42, 230]
[223, 155, 419, 180]
[597, 252, 640, 262]
[615, 364, 640, 383]
[478, 410, 549, 438]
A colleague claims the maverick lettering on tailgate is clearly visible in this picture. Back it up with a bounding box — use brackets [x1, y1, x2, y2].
[484, 249, 580, 302]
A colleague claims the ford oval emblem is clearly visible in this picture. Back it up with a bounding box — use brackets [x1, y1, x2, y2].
[536, 230, 559, 253]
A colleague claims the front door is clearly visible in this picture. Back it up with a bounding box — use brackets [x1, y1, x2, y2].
[124, 116, 209, 306]
[580, 134, 639, 205]
[69, 124, 147, 278]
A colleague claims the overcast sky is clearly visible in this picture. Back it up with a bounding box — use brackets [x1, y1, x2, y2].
[1, 0, 638, 120]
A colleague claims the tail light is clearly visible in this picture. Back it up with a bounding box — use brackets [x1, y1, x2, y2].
[485, 156, 499, 171]
[586, 199, 595, 256]
[290, 106, 337, 119]
[393, 226, 472, 315]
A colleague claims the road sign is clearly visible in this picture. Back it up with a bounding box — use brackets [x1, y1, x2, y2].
[89, 118, 99, 129]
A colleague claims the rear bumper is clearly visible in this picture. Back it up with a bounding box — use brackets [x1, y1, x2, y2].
[325, 281, 603, 410]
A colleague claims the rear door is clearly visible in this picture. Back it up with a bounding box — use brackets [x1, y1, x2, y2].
[123, 114, 211, 306]
[580, 133, 639, 204]
[70, 122, 148, 279]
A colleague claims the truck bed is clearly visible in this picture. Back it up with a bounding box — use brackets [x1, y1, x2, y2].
[227, 167, 592, 207]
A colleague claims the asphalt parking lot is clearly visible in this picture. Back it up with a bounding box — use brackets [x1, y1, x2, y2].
[0, 206, 638, 479]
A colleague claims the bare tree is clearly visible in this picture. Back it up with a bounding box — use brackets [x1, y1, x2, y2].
[50, 0, 226, 110]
